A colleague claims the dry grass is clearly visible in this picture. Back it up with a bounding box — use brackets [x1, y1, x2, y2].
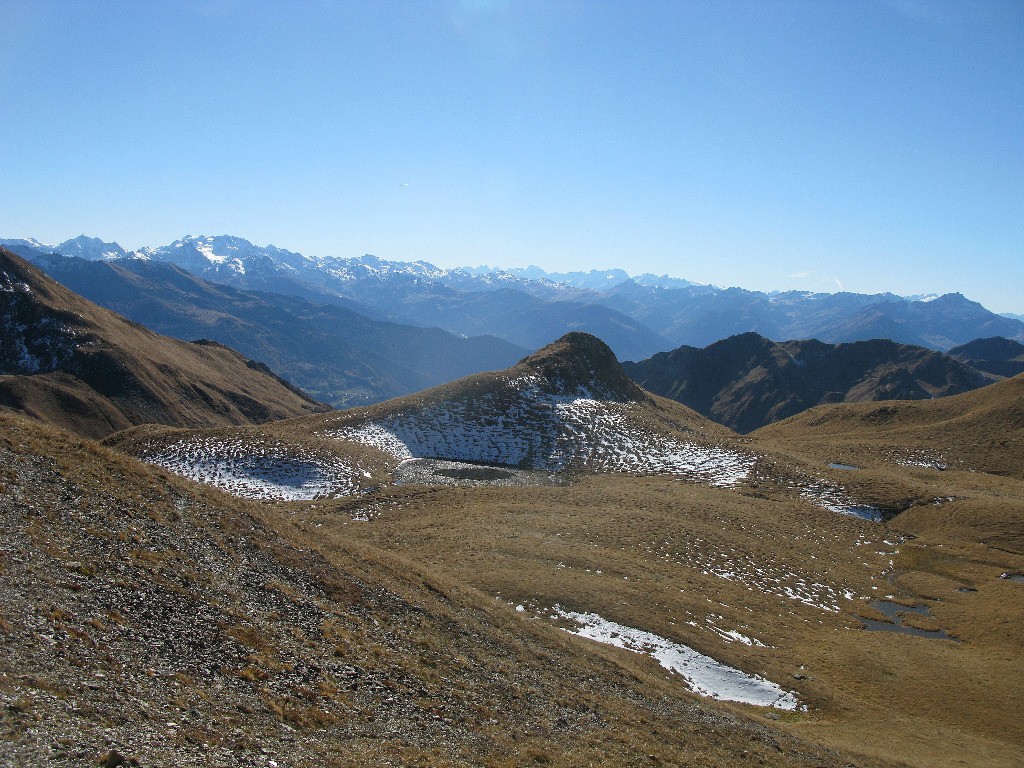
[2, 409, 881, 767]
[295, 462, 1024, 768]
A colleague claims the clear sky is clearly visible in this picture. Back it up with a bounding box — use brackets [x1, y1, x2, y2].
[2, 1, 1022, 311]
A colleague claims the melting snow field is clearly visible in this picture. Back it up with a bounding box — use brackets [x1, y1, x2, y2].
[548, 607, 802, 710]
[143, 437, 367, 501]
[800, 480, 885, 522]
[329, 393, 753, 487]
[646, 535, 856, 612]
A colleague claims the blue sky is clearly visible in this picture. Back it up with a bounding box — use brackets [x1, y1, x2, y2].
[2, 0, 1022, 311]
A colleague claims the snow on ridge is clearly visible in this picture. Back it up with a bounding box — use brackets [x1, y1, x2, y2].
[0, 280, 78, 375]
[142, 436, 368, 501]
[327, 392, 753, 487]
[548, 606, 802, 710]
[0, 237, 54, 252]
[0, 273, 32, 294]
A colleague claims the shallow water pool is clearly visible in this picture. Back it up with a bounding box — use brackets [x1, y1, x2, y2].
[858, 600, 953, 640]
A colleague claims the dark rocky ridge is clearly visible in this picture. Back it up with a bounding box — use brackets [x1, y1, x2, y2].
[624, 331, 993, 433]
[948, 337, 1024, 379]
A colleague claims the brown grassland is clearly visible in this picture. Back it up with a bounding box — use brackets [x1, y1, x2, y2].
[0, 409, 889, 767]
[3, 326, 1022, 766]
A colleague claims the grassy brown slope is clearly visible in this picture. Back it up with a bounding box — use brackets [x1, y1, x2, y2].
[309, 473, 1024, 768]
[0, 246, 327, 439]
[0, 410, 880, 768]
[755, 372, 1024, 479]
[752, 373, 1024, 553]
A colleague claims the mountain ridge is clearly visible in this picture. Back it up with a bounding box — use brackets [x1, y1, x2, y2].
[10, 247, 530, 408]
[0, 246, 330, 438]
[10, 232, 1021, 357]
[624, 332, 996, 433]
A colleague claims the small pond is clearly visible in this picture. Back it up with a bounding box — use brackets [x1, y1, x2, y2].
[393, 458, 564, 488]
[828, 462, 860, 471]
[858, 600, 954, 641]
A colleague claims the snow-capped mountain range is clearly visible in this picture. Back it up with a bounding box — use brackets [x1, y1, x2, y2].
[5, 233, 1024, 359]
[4, 234, 695, 291]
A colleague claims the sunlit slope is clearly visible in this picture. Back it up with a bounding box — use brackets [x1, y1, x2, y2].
[300, 332, 753, 482]
[756, 372, 1024, 482]
[317, 457, 1024, 768]
[108, 333, 765, 497]
[0, 408, 884, 768]
[0, 246, 327, 438]
[754, 373, 1024, 551]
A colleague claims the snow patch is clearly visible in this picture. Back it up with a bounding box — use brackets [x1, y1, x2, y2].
[548, 607, 801, 710]
[328, 394, 752, 487]
[800, 480, 884, 522]
[142, 437, 368, 501]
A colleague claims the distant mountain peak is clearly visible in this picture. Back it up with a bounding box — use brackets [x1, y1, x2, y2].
[55, 235, 129, 261]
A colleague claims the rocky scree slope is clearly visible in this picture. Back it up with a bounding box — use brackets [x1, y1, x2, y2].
[0, 247, 327, 439]
[624, 332, 994, 432]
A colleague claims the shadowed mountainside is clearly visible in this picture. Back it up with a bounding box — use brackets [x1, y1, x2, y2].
[948, 336, 1024, 379]
[623, 332, 993, 433]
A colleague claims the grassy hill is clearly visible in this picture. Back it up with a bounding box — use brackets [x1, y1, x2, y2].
[0, 408, 884, 768]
